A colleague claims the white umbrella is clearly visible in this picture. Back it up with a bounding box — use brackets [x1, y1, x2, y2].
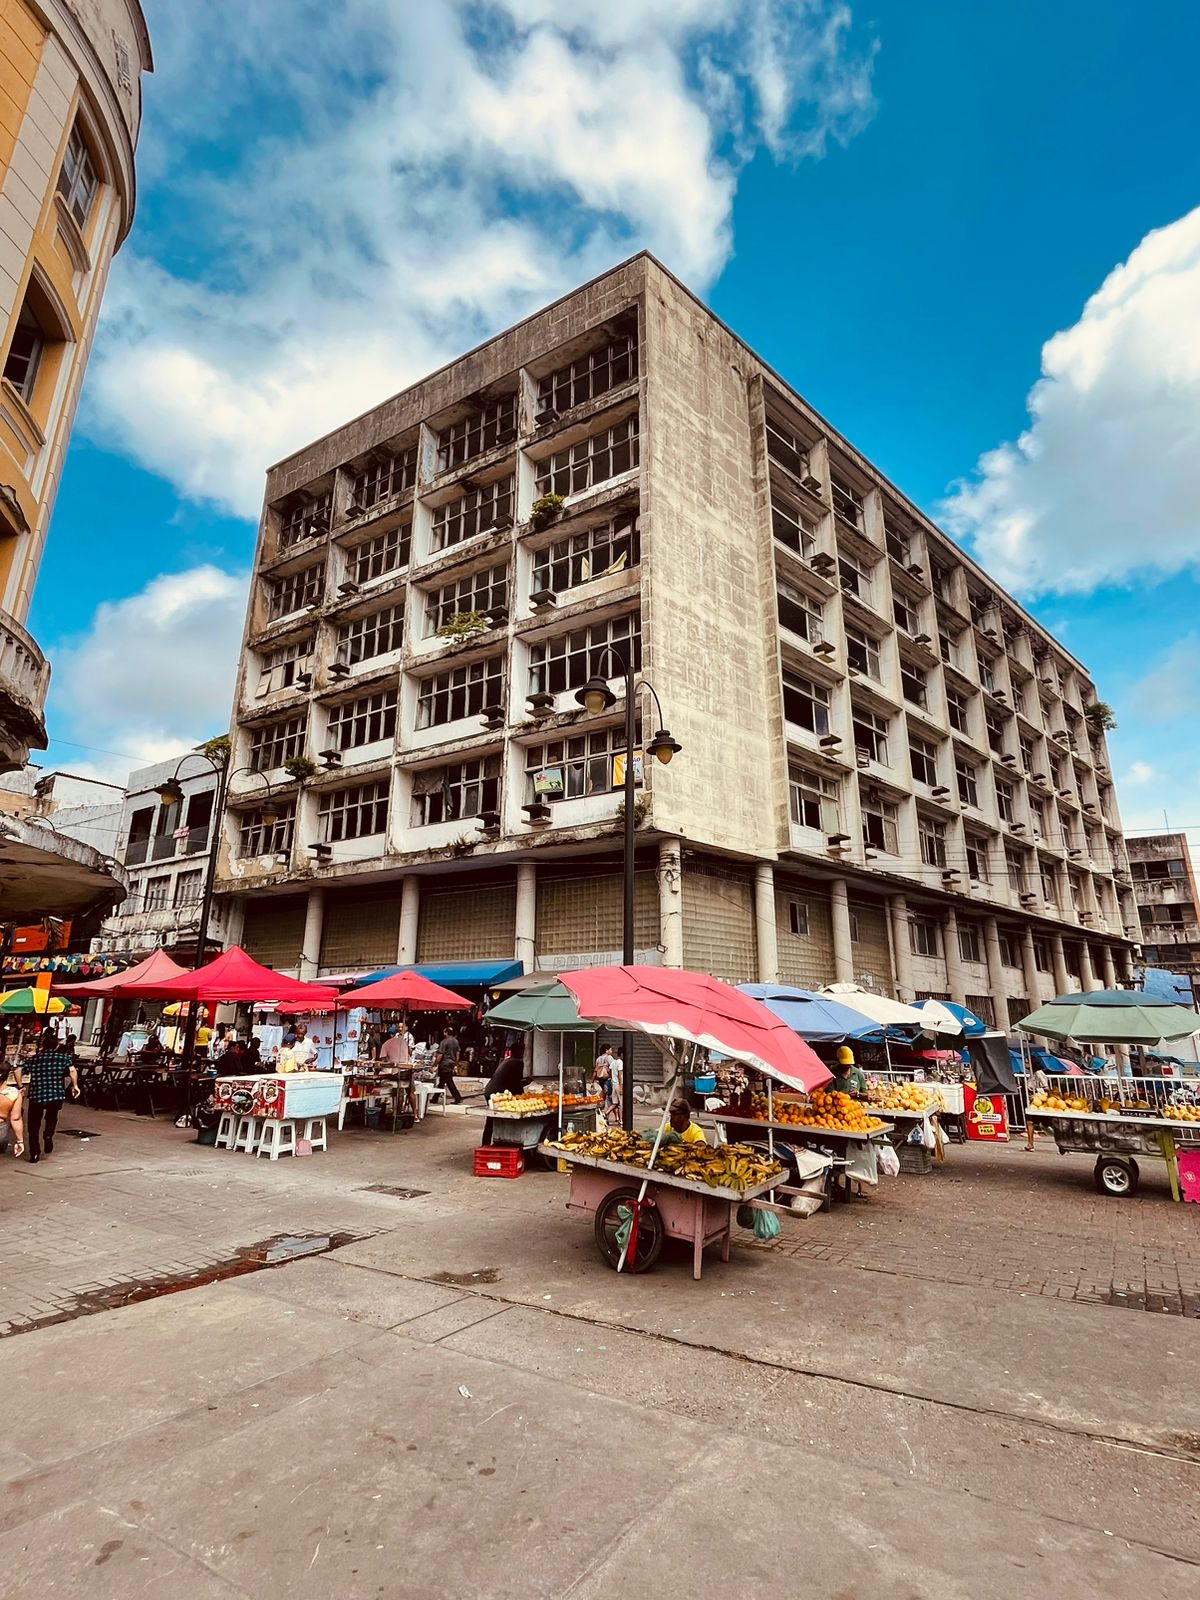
[819, 982, 928, 1029]
[912, 999, 967, 1039]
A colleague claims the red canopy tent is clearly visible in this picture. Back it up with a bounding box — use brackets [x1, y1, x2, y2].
[57, 947, 189, 1001]
[149, 946, 339, 1008]
[342, 970, 472, 1010]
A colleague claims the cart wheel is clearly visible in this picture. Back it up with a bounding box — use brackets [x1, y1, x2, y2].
[1093, 1156, 1139, 1197]
[593, 1187, 665, 1273]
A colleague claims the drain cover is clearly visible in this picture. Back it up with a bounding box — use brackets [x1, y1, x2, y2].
[359, 1184, 430, 1199]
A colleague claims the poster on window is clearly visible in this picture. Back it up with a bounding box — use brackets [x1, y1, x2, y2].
[611, 751, 645, 787]
[533, 767, 564, 795]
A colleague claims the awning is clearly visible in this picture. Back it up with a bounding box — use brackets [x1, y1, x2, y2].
[356, 960, 524, 988]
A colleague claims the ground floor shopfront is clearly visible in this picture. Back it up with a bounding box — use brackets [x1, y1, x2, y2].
[216, 841, 1137, 1033]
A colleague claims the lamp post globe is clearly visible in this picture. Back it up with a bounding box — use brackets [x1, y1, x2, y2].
[575, 676, 617, 716]
[647, 729, 682, 765]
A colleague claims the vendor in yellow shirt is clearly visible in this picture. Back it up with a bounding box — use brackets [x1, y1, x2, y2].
[667, 1094, 708, 1143]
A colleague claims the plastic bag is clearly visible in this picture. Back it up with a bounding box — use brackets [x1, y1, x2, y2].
[753, 1206, 782, 1240]
[877, 1143, 900, 1178]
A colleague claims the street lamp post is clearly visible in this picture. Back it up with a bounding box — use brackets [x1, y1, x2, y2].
[157, 750, 279, 1064]
[573, 651, 682, 1129]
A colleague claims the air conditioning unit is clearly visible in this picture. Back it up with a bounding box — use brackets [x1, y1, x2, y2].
[812, 640, 837, 658]
[475, 809, 501, 836]
[534, 406, 560, 428]
[486, 512, 514, 534]
[526, 691, 556, 718]
[931, 785, 951, 800]
[486, 605, 510, 628]
[328, 659, 351, 681]
[1020, 891, 1037, 905]
[809, 552, 836, 574]
[295, 669, 313, 691]
[343, 498, 367, 519]
[522, 800, 552, 824]
[913, 632, 932, 646]
[337, 580, 359, 598]
[529, 587, 557, 610]
[800, 473, 823, 495]
[855, 748, 871, 770]
[480, 704, 505, 732]
[319, 749, 342, 769]
[818, 734, 843, 750]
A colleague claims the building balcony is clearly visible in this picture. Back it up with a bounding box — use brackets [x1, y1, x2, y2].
[0, 608, 50, 774]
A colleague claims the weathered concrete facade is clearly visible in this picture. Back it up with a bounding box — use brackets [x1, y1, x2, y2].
[1129, 832, 1200, 995]
[215, 255, 1138, 1019]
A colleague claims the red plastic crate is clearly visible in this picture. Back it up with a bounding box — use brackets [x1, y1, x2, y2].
[474, 1145, 525, 1178]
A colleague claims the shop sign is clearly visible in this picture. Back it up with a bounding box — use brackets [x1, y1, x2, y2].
[532, 767, 564, 795]
[966, 1088, 1009, 1142]
[611, 751, 644, 787]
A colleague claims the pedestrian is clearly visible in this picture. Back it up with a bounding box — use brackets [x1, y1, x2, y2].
[1024, 1063, 1051, 1150]
[481, 1041, 525, 1143]
[1, 1056, 25, 1159]
[433, 1026, 463, 1104]
[592, 1041, 623, 1124]
[380, 1025, 410, 1067]
[25, 1033, 79, 1163]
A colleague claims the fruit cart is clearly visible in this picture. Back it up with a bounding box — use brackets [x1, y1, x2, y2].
[1026, 1106, 1200, 1200]
[539, 1142, 780, 1279]
[485, 1094, 602, 1157]
[719, 1089, 894, 1191]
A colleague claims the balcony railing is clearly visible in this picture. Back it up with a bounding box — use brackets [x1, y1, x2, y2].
[0, 608, 50, 769]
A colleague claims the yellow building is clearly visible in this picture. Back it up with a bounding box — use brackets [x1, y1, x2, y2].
[0, 0, 152, 771]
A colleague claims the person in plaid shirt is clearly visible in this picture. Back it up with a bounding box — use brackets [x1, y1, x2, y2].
[25, 1035, 79, 1163]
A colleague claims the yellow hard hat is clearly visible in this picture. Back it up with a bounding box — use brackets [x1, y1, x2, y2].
[836, 1046, 855, 1066]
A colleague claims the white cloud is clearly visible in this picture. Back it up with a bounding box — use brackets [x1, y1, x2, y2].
[1122, 760, 1159, 786]
[87, 0, 875, 518]
[942, 206, 1200, 596]
[49, 567, 248, 781]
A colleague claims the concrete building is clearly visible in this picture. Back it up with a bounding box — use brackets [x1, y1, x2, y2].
[1128, 832, 1200, 997]
[0, 1, 152, 772]
[213, 255, 1138, 1025]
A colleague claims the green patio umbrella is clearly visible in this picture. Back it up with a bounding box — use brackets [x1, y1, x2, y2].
[1017, 989, 1200, 1044]
[486, 981, 597, 1033]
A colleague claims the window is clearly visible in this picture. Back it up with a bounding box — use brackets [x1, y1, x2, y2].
[838, 553, 872, 603]
[125, 806, 153, 866]
[412, 755, 500, 826]
[788, 764, 840, 830]
[1030, 797, 1048, 835]
[969, 592, 991, 627]
[861, 792, 899, 854]
[998, 932, 1021, 968]
[766, 416, 813, 480]
[318, 780, 389, 843]
[525, 723, 637, 803]
[256, 636, 312, 695]
[985, 708, 1007, 755]
[1005, 846, 1028, 891]
[1012, 684, 1026, 715]
[771, 491, 817, 557]
[1019, 734, 1034, 770]
[853, 707, 889, 765]
[183, 791, 213, 855]
[932, 561, 954, 600]
[56, 121, 98, 227]
[910, 736, 938, 787]
[956, 757, 979, 807]
[437, 394, 518, 471]
[910, 917, 940, 958]
[939, 628, 959, 668]
[327, 688, 398, 751]
[958, 923, 981, 963]
[142, 875, 171, 912]
[350, 447, 417, 512]
[966, 834, 991, 882]
[431, 476, 513, 552]
[279, 493, 332, 549]
[424, 563, 508, 635]
[893, 593, 919, 636]
[528, 613, 640, 697]
[1050, 756, 1065, 788]
[901, 663, 927, 709]
[416, 655, 504, 728]
[946, 688, 969, 733]
[967, 995, 996, 1028]
[532, 511, 640, 595]
[1040, 865, 1057, 904]
[788, 900, 810, 937]
[849, 910, 862, 941]
[777, 583, 823, 644]
[238, 801, 295, 858]
[919, 814, 947, 868]
[782, 670, 830, 735]
[173, 871, 203, 908]
[884, 517, 911, 564]
[535, 415, 639, 497]
[249, 715, 306, 773]
[268, 564, 323, 620]
[831, 475, 864, 528]
[337, 604, 404, 666]
[846, 628, 880, 679]
[539, 331, 637, 413]
[349, 522, 411, 584]
[995, 779, 1015, 824]
[977, 652, 997, 694]
[3, 298, 49, 405]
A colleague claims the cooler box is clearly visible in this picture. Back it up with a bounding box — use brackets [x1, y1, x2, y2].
[212, 1073, 344, 1120]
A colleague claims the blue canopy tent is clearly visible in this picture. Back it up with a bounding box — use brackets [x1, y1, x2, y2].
[355, 960, 524, 989]
[737, 983, 894, 1043]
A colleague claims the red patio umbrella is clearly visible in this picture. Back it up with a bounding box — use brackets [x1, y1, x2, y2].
[559, 965, 831, 1092]
[57, 947, 189, 1000]
[150, 946, 339, 1008]
[342, 970, 472, 1010]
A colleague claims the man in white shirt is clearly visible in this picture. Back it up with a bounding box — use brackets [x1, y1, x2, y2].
[380, 1026, 410, 1067]
[290, 1023, 318, 1069]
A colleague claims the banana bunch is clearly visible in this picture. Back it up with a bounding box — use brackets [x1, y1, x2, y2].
[653, 1141, 782, 1188]
[553, 1128, 653, 1165]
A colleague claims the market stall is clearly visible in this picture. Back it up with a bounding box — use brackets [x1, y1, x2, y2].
[1026, 1102, 1200, 1199]
[483, 981, 602, 1156]
[336, 968, 472, 1131]
[716, 1087, 893, 1192]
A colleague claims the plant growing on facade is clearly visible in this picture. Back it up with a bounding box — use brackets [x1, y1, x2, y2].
[436, 610, 490, 643]
[201, 734, 231, 763]
[282, 755, 318, 782]
[449, 833, 477, 857]
[1083, 701, 1117, 732]
[615, 795, 651, 826]
[529, 492, 565, 531]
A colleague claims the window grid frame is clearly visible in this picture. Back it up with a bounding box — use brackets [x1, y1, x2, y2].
[437, 395, 518, 472]
[528, 613, 641, 698]
[430, 477, 514, 553]
[318, 780, 390, 844]
[535, 415, 640, 498]
[416, 655, 505, 729]
[327, 687, 399, 752]
[532, 511, 640, 596]
[538, 333, 637, 414]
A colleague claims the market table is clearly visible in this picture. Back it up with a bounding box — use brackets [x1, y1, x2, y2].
[1027, 1107, 1200, 1200]
[540, 1143, 779, 1279]
[863, 1105, 945, 1171]
[717, 1112, 894, 1191]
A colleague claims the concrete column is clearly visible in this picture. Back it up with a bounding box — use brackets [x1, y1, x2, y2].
[1101, 945, 1117, 990]
[889, 895, 913, 1000]
[983, 916, 1005, 1024]
[829, 878, 854, 982]
[1079, 940, 1098, 992]
[217, 894, 245, 949]
[299, 887, 324, 980]
[942, 905, 967, 1006]
[515, 862, 537, 971]
[1120, 948, 1136, 983]
[1021, 929, 1040, 1010]
[397, 876, 420, 964]
[658, 839, 684, 968]
[1051, 933, 1070, 996]
[754, 862, 778, 983]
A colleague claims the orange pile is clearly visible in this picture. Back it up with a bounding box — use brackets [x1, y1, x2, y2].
[803, 1088, 886, 1134]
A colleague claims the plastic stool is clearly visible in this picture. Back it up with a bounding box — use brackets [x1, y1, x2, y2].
[232, 1115, 259, 1153]
[424, 1086, 448, 1116]
[302, 1117, 328, 1152]
[215, 1112, 237, 1150]
[256, 1119, 297, 1160]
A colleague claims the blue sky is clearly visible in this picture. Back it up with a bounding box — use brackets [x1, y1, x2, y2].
[30, 0, 1200, 838]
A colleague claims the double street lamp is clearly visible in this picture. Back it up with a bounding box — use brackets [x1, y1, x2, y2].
[573, 648, 682, 1129]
